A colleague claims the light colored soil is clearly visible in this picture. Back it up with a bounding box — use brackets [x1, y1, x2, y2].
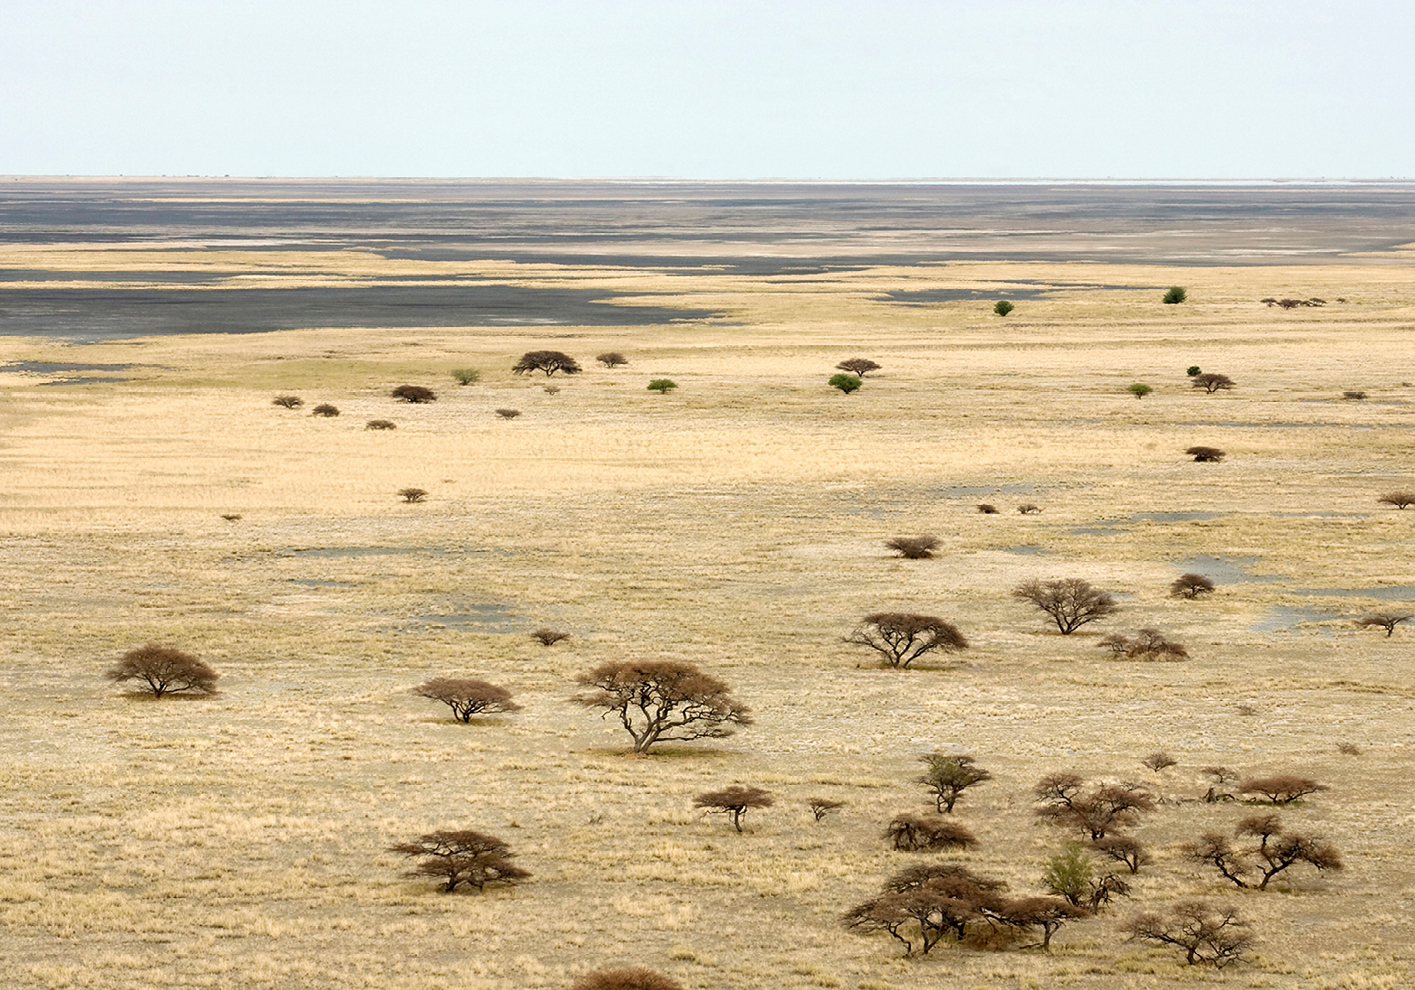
[1, 241, 1413, 989]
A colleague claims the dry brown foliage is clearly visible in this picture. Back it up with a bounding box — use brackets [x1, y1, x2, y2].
[594, 352, 629, 369]
[846, 613, 968, 668]
[884, 534, 941, 559]
[513, 350, 581, 376]
[1035, 777, 1154, 840]
[1190, 814, 1343, 889]
[412, 678, 522, 722]
[311, 403, 340, 417]
[884, 813, 978, 852]
[1097, 629, 1189, 661]
[1141, 751, 1177, 773]
[573, 660, 751, 752]
[495, 408, 521, 419]
[1237, 774, 1328, 804]
[105, 644, 220, 698]
[388, 829, 530, 893]
[571, 967, 683, 990]
[1355, 613, 1412, 636]
[398, 487, 428, 503]
[1186, 445, 1225, 461]
[1191, 373, 1235, 393]
[1170, 573, 1215, 598]
[1123, 900, 1254, 968]
[1013, 578, 1119, 635]
[835, 357, 881, 377]
[271, 394, 303, 408]
[694, 785, 774, 832]
[391, 384, 436, 403]
[1377, 491, 1415, 509]
[530, 628, 569, 646]
[364, 419, 396, 430]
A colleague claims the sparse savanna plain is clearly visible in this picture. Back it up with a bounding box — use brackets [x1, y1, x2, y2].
[0, 181, 1413, 989]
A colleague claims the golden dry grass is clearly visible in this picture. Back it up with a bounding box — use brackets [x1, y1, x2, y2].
[0, 240, 1413, 988]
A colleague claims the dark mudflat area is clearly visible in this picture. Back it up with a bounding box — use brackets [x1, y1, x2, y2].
[4, 178, 1415, 340]
[0, 284, 722, 341]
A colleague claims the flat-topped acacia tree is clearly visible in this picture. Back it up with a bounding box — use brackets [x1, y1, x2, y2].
[412, 678, 522, 722]
[846, 613, 968, 668]
[513, 350, 581, 376]
[573, 660, 751, 752]
[106, 644, 219, 698]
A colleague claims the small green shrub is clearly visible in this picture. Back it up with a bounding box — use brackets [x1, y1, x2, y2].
[994, 300, 1014, 316]
[1187, 365, 1201, 376]
[828, 373, 862, 394]
[1128, 383, 1153, 399]
[451, 368, 481, 385]
[1163, 286, 1187, 304]
[647, 379, 678, 395]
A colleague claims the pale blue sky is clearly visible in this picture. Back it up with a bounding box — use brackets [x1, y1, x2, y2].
[2, 0, 1411, 179]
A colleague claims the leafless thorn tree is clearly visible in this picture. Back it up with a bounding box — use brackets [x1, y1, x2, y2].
[846, 613, 968, 668]
[1122, 900, 1254, 968]
[885, 535, 941, 559]
[1013, 578, 1119, 634]
[1355, 613, 1412, 636]
[1170, 573, 1215, 598]
[106, 644, 220, 698]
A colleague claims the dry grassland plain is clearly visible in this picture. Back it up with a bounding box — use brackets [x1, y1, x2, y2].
[0, 181, 1413, 989]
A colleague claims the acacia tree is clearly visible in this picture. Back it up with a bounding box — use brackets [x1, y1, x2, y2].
[1123, 900, 1254, 968]
[573, 660, 751, 752]
[917, 753, 992, 813]
[595, 352, 629, 369]
[1237, 775, 1327, 804]
[388, 829, 530, 893]
[843, 867, 1004, 956]
[808, 798, 845, 821]
[272, 395, 303, 408]
[412, 678, 522, 722]
[1034, 775, 1154, 840]
[391, 384, 437, 403]
[1377, 491, 1415, 509]
[846, 613, 968, 668]
[1096, 629, 1189, 661]
[106, 644, 219, 697]
[884, 814, 977, 852]
[1186, 446, 1226, 462]
[836, 357, 881, 377]
[694, 785, 774, 832]
[1355, 613, 1412, 636]
[513, 350, 582, 376]
[1191, 373, 1235, 393]
[1190, 814, 1342, 890]
[1171, 573, 1216, 598]
[1012, 578, 1119, 634]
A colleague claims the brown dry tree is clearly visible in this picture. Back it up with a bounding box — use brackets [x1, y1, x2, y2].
[272, 395, 304, 408]
[388, 829, 529, 893]
[694, 785, 774, 832]
[412, 678, 522, 722]
[1377, 491, 1415, 509]
[1123, 900, 1254, 968]
[513, 350, 581, 376]
[1191, 373, 1235, 393]
[846, 613, 968, 668]
[106, 644, 220, 698]
[530, 628, 569, 646]
[1170, 573, 1215, 598]
[1237, 775, 1327, 804]
[1013, 578, 1119, 634]
[1189, 814, 1342, 890]
[595, 352, 629, 369]
[391, 384, 436, 403]
[884, 813, 978, 852]
[573, 660, 751, 753]
[1355, 613, 1412, 636]
[1186, 445, 1225, 462]
[836, 357, 882, 377]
